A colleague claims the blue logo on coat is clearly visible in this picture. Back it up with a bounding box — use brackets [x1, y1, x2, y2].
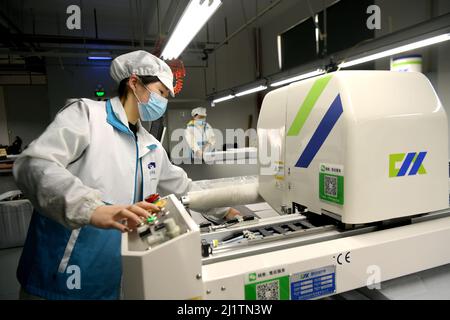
[148, 162, 156, 175]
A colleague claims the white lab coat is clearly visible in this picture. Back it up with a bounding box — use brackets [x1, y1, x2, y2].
[13, 97, 192, 229]
[184, 120, 216, 155]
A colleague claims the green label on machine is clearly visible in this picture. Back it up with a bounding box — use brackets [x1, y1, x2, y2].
[244, 268, 290, 300]
[319, 164, 344, 205]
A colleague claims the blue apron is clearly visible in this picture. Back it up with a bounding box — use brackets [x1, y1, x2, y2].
[17, 211, 122, 300]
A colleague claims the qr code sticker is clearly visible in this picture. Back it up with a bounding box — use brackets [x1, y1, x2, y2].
[256, 280, 280, 300]
[324, 175, 337, 197]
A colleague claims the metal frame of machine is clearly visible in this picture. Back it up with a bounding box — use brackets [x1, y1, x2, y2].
[200, 209, 450, 299]
[122, 200, 450, 300]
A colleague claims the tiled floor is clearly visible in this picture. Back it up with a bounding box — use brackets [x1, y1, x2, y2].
[0, 247, 22, 300]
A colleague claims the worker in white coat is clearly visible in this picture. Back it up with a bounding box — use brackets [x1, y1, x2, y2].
[184, 107, 216, 160]
[13, 50, 238, 300]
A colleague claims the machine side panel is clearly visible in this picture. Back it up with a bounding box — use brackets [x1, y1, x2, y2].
[284, 74, 346, 217]
[343, 71, 449, 223]
[258, 87, 288, 213]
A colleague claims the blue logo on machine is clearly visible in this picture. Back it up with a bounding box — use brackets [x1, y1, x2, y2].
[389, 152, 427, 178]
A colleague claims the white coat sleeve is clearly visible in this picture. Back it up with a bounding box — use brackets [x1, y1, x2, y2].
[13, 100, 104, 229]
[157, 148, 192, 198]
[205, 124, 216, 149]
[184, 126, 201, 153]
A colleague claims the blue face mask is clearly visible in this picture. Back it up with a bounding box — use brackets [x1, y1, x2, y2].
[195, 119, 206, 126]
[134, 83, 168, 122]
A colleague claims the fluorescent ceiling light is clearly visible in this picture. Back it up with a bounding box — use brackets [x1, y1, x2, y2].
[213, 94, 235, 104]
[314, 14, 320, 54]
[339, 33, 450, 68]
[277, 35, 283, 70]
[161, 0, 222, 60]
[270, 69, 325, 87]
[87, 56, 112, 60]
[235, 85, 267, 97]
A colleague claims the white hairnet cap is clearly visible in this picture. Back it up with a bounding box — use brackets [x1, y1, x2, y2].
[110, 50, 175, 97]
[192, 107, 207, 117]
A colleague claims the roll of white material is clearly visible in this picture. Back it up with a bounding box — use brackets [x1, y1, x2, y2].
[187, 182, 260, 211]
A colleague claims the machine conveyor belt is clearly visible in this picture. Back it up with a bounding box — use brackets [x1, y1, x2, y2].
[200, 213, 340, 263]
[201, 207, 450, 265]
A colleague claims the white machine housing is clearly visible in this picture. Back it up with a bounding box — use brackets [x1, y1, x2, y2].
[121, 194, 203, 299]
[258, 71, 448, 224]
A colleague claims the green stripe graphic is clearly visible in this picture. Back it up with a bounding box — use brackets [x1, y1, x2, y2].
[287, 74, 333, 136]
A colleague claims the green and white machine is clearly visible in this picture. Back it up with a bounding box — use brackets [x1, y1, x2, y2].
[258, 71, 448, 224]
[122, 71, 450, 300]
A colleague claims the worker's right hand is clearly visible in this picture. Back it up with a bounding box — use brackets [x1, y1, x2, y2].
[90, 201, 160, 232]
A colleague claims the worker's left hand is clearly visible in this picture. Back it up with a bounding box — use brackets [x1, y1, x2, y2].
[224, 208, 241, 221]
